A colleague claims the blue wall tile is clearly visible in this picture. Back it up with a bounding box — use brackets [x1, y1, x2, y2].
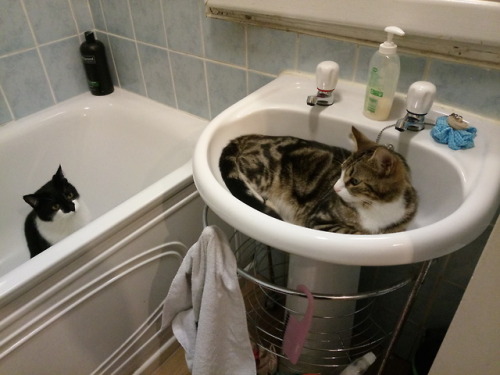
[206, 62, 246, 117]
[163, 0, 203, 56]
[130, 0, 167, 47]
[0, 93, 13, 125]
[169, 52, 209, 118]
[138, 43, 175, 107]
[398, 54, 427, 92]
[40, 37, 88, 102]
[0, 0, 35, 55]
[108, 35, 145, 95]
[299, 35, 357, 79]
[88, 0, 106, 31]
[428, 60, 500, 119]
[203, 18, 245, 66]
[0, 50, 54, 119]
[70, 0, 95, 34]
[24, 0, 77, 44]
[355, 45, 377, 84]
[248, 26, 296, 75]
[100, 0, 134, 39]
[248, 72, 275, 94]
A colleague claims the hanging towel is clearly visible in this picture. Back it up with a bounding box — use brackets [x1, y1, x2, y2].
[161, 225, 256, 375]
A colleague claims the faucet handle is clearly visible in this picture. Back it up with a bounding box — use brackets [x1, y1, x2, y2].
[316, 61, 339, 92]
[406, 81, 436, 115]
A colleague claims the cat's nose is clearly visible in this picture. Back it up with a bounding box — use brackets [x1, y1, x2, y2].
[63, 201, 76, 213]
[334, 181, 343, 193]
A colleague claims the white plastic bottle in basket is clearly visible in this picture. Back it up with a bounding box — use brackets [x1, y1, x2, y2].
[339, 352, 377, 375]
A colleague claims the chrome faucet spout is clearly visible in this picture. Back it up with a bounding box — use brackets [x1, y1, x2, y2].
[307, 90, 334, 106]
[395, 113, 426, 132]
[307, 95, 318, 106]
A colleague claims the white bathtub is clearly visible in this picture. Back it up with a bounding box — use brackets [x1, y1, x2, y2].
[0, 89, 208, 373]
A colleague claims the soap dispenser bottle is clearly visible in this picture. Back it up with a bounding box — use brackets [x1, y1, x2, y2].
[363, 26, 405, 120]
[80, 31, 114, 96]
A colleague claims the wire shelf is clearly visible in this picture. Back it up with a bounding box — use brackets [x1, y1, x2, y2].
[230, 232, 413, 374]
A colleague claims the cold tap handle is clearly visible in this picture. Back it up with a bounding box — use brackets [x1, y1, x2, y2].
[316, 61, 339, 92]
[406, 81, 436, 115]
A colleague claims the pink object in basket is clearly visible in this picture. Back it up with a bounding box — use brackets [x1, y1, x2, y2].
[282, 284, 315, 364]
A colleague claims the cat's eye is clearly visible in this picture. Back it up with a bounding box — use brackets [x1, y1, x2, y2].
[349, 178, 361, 186]
[51, 204, 60, 211]
[65, 192, 74, 199]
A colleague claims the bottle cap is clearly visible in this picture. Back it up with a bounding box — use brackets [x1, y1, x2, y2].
[84, 31, 96, 43]
[364, 351, 377, 365]
[379, 26, 405, 55]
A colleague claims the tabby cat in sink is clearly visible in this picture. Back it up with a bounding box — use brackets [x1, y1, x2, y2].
[219, 127, 417, 234]
[23, 166, 90, 257]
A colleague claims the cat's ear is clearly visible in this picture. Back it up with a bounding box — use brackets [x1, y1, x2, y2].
[55, 165, 64, 179]
[351, 126, 377, 151]
[23, 194, 39, 208]
[370, 147, 396, 177]
[53, 165, 66, 185]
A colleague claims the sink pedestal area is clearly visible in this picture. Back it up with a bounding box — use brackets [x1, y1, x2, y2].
[231, 234, 416, 374]
[285, 257, 360, 371]
[194, 71, 500, 373]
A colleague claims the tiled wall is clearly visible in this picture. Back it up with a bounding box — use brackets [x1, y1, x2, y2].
[0, 0, 498, 361]
[1, 0, 500, 125]
[0, 0, 93, 123]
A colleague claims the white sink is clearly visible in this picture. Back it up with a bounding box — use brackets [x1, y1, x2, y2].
[193, 72, 500, 266]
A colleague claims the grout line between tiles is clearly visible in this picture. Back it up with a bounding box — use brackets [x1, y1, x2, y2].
[126, 0, 148, 97]
[0, 85, 15, 122]
[160, 1, 179, 110]
[67, 0, 80, 36]
[19, 0, 57, 105]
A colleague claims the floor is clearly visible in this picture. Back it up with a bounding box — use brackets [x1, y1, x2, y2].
[152, 346, 189, 375]
[151, 346, 411, 375]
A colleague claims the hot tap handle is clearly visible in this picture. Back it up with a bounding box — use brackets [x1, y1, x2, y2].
[406, 81, 436, 115]
[316, 61, 339, 92]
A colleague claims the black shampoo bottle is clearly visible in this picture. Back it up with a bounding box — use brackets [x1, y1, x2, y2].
[80, 31, 114, 95]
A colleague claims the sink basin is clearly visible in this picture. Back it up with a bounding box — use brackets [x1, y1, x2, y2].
[193, 72, 500, 265]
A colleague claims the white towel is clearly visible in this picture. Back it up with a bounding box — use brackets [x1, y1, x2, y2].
[161, 225, 256, 375]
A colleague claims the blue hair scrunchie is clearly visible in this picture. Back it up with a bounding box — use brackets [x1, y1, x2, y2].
[431, 116, 477, 150]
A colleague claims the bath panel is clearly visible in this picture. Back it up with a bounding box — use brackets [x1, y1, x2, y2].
[0, 186, 206, 373]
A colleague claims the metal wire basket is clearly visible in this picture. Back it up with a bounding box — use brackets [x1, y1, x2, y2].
[230, 231, 413, 374]
[203, 206, 417, 374]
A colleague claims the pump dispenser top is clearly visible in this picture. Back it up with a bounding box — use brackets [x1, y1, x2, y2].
[379, 26, 405, 54]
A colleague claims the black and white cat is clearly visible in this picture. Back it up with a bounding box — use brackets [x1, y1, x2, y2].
[23, 166, 90, 258]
